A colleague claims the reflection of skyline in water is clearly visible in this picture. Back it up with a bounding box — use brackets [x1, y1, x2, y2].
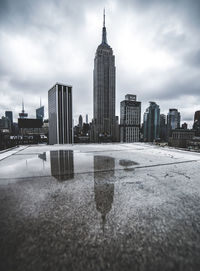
[50, 150, 74, 181]
[94, 156, 115, 231]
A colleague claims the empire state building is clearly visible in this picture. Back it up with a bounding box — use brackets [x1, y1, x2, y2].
[93, 10, 116, 142]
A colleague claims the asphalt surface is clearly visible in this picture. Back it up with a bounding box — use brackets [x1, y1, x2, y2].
[0, 143, 200, 271]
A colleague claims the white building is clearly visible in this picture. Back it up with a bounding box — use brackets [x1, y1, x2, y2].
[48, 83, 73, 144]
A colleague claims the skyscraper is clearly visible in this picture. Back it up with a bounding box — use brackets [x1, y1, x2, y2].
[36, 106, 44, 122]
[93, 10, 116, 142]
[5, 111, 13, 125]
[120, 94, 141, 142]
[167, 109, 181, 138]
[160, 114, 167, 141]
[143, 102, 160, 142]
[193, 110, 200, 136]
[86, 114, 88, 124]
[78, 115, 83, 128]
[48, 83, 73, 144]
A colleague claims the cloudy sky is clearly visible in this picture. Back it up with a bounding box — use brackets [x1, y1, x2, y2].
[0, 0, 200, 126]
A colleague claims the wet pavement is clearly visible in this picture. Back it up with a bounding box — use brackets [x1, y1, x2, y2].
[0, 143, 200, 271]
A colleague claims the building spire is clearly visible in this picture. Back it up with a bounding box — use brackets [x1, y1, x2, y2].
[103, 8, 105, 27]
[102, 8, 107, 44]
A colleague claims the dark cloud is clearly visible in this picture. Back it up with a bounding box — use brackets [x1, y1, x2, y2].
[0, 0, 200, 125]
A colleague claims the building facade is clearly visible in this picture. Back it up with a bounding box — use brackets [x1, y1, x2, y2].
[143, 102, 160, 142]
[193, 110, 200, 136]
[168, 129, 195, 148]
[78, 115, 83, 128]
[93, 11, 116, 142]
[120, 94, 141, 142]
[5, 111, 13, 126]
[86, 114, 88, 124]
[48, 83, 73, 144]
[160, 114, 167, 141]
[36, 106, 44, 122]
[167, 109, 180, 138]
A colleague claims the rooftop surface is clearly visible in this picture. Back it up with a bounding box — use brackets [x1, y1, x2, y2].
[0, 143, 200, 271]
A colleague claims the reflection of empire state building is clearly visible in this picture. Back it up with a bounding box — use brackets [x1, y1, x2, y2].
[93, 10, 116, 142]
[94, 156, 115, 230]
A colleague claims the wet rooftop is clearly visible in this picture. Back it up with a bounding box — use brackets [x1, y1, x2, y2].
[0, 143, 200, 271]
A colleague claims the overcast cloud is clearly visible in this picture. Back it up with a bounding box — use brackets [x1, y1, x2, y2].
[0, 0, 200, 126]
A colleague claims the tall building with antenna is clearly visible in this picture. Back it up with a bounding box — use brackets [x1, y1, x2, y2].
[19, 100, 28, 119]
[93, 10, 116, 142]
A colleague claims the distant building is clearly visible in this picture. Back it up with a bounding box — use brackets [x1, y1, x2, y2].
[79, 115, 83, 128]
[182, 122, 188, 130]
[19, 100, 28, 119]
[160, 114, 167, 141]
[0, 117, 11, 150]
[86, 114, 88, 124]
[143, 102, 160, 142]
[5, 111, 13, 125]
[187, 136, 200, 150]
[12, 122, 19, 135]
[48, 83, 73, 144]
[0, 116, 11, 131]
[74, 121, 90, 143]
[194, 111, 200, 121]
[120, 94, 141, 142]
[36, 106, 44, 122]
[168, 129, 195, 148]
[167, 109, 180, 138]
[93, 10, 116, 142]
[193, 110, 200, 136]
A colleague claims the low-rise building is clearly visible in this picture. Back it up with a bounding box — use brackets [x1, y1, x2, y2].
[168, 129, 195, 148]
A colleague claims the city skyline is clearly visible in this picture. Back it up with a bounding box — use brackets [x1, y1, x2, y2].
[0, 0, 200, 126]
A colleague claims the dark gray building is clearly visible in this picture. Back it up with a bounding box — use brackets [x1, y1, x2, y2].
[167, 109, 181, 138]
[160, 114, 167, 141]
[79, 115, 83, 128]
[86, 114, 88, 124]
[36, 106, 44, 122]
[143, 102, 160, 142]
[120, 94, 141, 142]
[193, 110, 200, 136]
[48, 83, 73, 144]
[5, 111, 13, 125]
[93, 10, 116, 142]
[168, 129, 195, 148]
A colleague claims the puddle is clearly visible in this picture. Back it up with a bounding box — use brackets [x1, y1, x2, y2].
[119, 159, 138, 167]
[0, 149, 139, 183]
